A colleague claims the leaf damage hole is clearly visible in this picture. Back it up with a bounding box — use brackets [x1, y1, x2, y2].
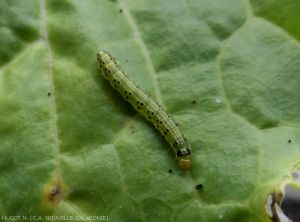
[266, 183, 300, 222]
[48, 184, 62, 203]
[43, 180, 67, 208]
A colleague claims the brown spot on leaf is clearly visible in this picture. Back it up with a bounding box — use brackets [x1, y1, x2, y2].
[48, 184, 61, 203]
[43, 178, 68, 209]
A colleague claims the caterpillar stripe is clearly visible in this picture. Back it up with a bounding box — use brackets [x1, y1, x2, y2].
[97, 50, 192, 170]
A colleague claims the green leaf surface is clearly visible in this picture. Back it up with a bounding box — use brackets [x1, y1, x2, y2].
[0, 0, 299, 221]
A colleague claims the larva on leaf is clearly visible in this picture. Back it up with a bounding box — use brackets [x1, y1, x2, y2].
[97, 50, 192, 170]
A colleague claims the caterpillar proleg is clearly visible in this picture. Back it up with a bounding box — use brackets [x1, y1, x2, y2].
[97, 50, 192, 170]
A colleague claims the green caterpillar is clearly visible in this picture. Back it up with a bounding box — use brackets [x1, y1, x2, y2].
[97, 50, 192, 170]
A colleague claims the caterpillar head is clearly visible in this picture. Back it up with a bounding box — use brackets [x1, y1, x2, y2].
[97, 50, 121, 69]
[177, 148, 192, 170]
